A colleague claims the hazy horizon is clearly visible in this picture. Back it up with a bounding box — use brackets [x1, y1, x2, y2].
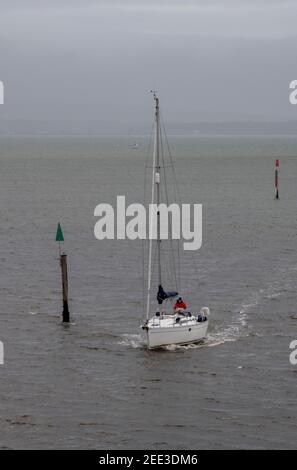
[0, 0, 297, 134]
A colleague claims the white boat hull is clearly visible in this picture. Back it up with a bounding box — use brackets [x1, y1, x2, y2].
[145, 320, 208, 349]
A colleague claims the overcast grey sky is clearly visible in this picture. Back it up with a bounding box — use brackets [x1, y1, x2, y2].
[0, 0, 296, 132]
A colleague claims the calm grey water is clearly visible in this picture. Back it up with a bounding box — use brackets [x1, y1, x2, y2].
[0, 135, 297, 449]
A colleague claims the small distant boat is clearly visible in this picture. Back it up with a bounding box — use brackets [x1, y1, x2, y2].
[131, 142, 139, 149]
[141, 93, 210, 349]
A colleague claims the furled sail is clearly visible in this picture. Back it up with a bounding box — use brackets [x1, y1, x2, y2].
[157, 284, 178, 305]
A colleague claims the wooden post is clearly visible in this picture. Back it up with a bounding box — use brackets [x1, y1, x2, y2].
[275, 159, 279, 199]
[60, 253, 70, 323]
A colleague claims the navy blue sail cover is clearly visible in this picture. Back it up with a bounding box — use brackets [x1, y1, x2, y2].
[157, 284, 178, 305]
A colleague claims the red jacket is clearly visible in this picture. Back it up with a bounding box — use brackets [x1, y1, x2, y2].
[174, 300, 187, 310]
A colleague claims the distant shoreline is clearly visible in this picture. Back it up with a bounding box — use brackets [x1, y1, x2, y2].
[0, 121, 297, 137]
[0, 133, 296, 138]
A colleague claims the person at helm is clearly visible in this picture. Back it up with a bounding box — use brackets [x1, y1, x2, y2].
[174, 297, 187, 312]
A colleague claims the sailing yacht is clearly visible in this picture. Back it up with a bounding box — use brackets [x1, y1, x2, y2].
[142, 93, 209, 349]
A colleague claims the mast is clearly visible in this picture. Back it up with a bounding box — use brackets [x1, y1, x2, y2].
[155, 95, 162, 286]
[146, 92, 161, 319]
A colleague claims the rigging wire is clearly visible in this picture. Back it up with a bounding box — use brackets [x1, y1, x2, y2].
[161, 116, 201, 292]
[142, 123, 154, 315]
[159, 113, 179, 293]
[143, 97, 202, 316]
[160, 115, 182, 292]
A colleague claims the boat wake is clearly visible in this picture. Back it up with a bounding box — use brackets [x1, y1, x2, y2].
[118, 265, 296, 352]
[118, 303, 250, 351]
[118, 333, 146, 350]
[118, 316, 247, 351]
